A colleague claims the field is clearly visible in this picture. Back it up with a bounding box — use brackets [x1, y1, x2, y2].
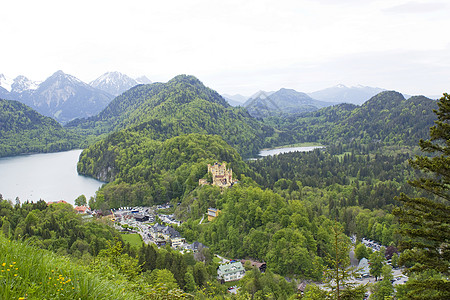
[121, 233, 144, 248]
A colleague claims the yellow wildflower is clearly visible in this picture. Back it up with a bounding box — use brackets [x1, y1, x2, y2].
[14, 274, 17, 276]
[1, 263, 5, 267]
[7, 269, 10, 271]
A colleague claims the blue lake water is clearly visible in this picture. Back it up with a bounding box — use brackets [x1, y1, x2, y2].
[0, 150, 104, 205]
[258, 145, 325, 157]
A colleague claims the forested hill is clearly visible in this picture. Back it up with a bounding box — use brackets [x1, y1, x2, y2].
[0, 99, 79, 157]
[282, 91, 438, 146]
[79, 133, 249, 209]
[67, 75, 285, 157]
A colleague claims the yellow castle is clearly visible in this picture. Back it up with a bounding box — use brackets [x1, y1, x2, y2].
[209, 162, 233, 187]
[199, 162, 234, 188]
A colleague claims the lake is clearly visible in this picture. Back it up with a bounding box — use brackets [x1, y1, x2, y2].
[0, 150, 104, 205]
[258, 145, 325, 157]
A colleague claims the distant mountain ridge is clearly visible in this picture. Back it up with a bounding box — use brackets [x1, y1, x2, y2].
[222, 94, 247, 107]
[285, 90, 438, 146]
[0, 71, 152, 124]
[0, 71, 114, 123]
[68, 74, 284, 156]
[89, 71, 152, 96]
[307, 84, 386, 105]
[243, 88, 335, 118]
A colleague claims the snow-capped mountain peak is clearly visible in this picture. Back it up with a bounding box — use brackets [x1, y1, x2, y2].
[0, 74, 14, 92]
[90, 71, 146, 96]
[11, 75, 40, 93]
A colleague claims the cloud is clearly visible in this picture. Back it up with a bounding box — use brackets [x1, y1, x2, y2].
[384, 1, 447, 14]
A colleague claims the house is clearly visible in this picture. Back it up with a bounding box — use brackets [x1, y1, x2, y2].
[186, 241, 207, 252]
[208, 208, 221, 221]
[74, 205, 89, 214]
[47, 200, 68, 205]
[240, 259, 266, 273]
[149, 224, 183, 247]
[217, 261, 246, 282]
[133, 214, 149, 222]
[171, 237, 186, 249]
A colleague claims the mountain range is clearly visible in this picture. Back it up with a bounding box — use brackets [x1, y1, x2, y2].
[243, 88, 335, 118]
[0, 71, 151, 124]
[89, 71, 151, 96]
[220, 84, 412, 108]
[307, 84, 386, 105]
[67, 75, 280, 157]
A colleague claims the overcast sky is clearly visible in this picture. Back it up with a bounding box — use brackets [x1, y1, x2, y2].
[1, 0, 448, 97]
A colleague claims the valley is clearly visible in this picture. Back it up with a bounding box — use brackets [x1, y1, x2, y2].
[0, 74, 448, 299]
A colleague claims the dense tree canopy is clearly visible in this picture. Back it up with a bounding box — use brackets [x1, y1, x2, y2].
[0, 99, 80, 157]
[394, 93, 450, 299]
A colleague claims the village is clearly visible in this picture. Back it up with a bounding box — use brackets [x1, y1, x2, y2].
[72, 161, 406, 295]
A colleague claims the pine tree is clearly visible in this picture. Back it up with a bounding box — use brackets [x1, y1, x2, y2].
[394, 93, 450, 299]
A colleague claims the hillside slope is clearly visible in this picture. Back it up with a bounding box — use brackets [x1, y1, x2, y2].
[67, 75, 285, 156]
[79, 133, 248, 208]
[0, 99, 79, 157]
[284, 91, 438, 146]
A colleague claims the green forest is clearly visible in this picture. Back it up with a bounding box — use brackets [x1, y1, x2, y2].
[0, 75, 448, 299]
[0, 99, 80, 157]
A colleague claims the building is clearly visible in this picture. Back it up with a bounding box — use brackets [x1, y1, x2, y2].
[208, 208, 221, 221]
[74, 205, 89, 214]
[208, 162, 234, 188]
[171, 237, 186, 249]
[186, 241, 207, 252]
[217, 261, 246, 282]
[133, 214, 149, 222]
[149, 224, 184, 248]
[240, 259, 267, 273]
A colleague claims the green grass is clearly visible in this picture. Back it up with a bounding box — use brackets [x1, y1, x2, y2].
[121, 233, 144, 248]
[0, 234, 141, 300]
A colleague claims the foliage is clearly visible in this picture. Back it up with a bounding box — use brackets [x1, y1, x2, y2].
[0, 199, 120, 257]
[270, 91, 437, 147]
[369, 248, 386, 281]
[354, 243, 370, 261]
[0, 233, 142, 299]
[75, 194, 87, 206]
[0, 98, 80, 157]
[322, 223, 366, 300]
[370, 264, 394, 300]
[238, 268, 296, 299]
[66, 75, 287, 157]
[394, 93, 450, 298]
[79, 133, 248, 209]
